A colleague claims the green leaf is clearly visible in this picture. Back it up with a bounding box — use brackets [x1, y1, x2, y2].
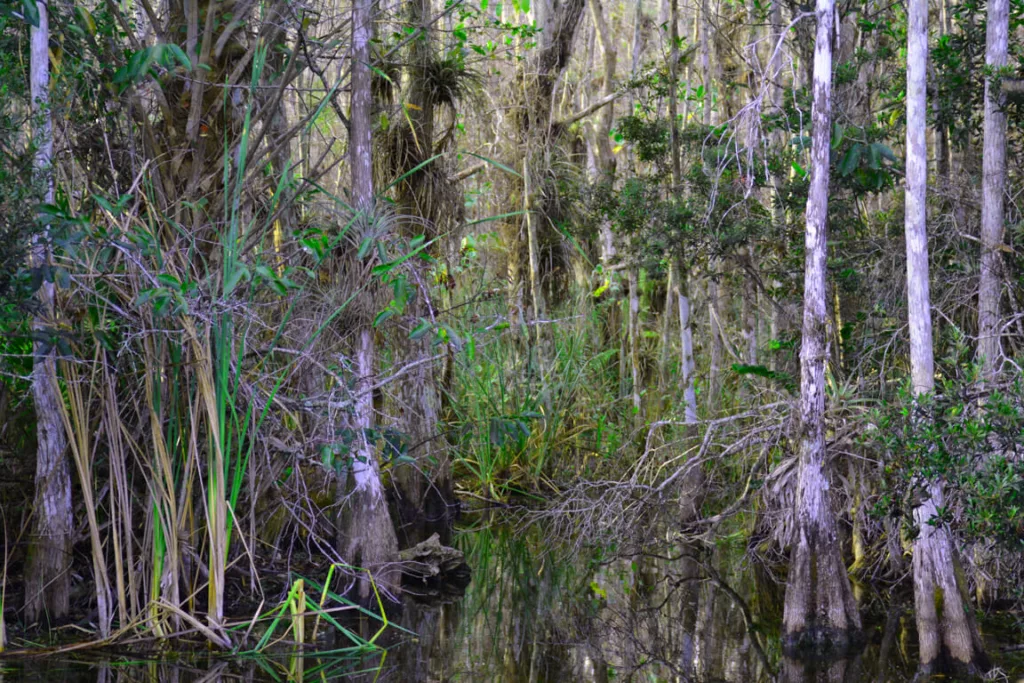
[165, 43, 192, 70]
[74, 6, 96, 35]
[409, 319, 432, 340]
[831, 123, 845, 150]
[371, 236, 438, 276]
[464, 210, 525, 227]
[791, 161, 807, 179]
[838, 144, 862, 176]
[373, 309, 394, 327]
[731, 363, 795, 392]
[357, 236, 373, 260]
[92, 194, 116, 214]
[21, 0, 39, 27]
[872, 142, 899, 164]
[382, 154, 444, 193]
[157, 273, 182, 291]
[867, 143, 881, 170]
[466, 152, 521, 178]
[223, 262, 249, 295]
[114, 47, 158, 88]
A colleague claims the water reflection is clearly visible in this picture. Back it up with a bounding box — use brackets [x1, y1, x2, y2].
[4, 513, 1020, 682]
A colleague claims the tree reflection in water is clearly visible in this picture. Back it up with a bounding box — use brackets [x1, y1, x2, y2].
[5, 517, 1016, 682]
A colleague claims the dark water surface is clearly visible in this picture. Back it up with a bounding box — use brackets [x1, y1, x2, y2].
[4, 512, 1023, 682]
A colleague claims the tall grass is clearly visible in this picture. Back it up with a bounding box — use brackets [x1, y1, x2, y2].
[13, 36, 396, 647]
[445, 296, 627, 496]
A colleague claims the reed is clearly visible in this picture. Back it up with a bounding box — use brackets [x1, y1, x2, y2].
[446, 298, 626, 496]
[9, 36, 399, 646]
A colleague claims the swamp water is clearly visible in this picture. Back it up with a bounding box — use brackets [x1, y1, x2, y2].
[4, 511, 1023, 682]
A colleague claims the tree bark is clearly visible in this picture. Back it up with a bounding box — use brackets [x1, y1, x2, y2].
[665, 0, 698, 425]
[676, 263, 699, 424]
[781, 0, 862, 652]
[25, 0, 73, 626]
[389, 0, 452, 544]
[338, 330, 402, 598]
[904, 0, 933, 399]
[337, 0, 401, 598]
[707, 273, 724, 412]
[502, 0, 585, 345]
[628, 268, 642, 423]
[904, 0, 988, 672]
[978, 0, 1008, 381]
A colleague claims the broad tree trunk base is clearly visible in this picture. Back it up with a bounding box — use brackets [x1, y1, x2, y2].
[337, 478, 401, 601]
[913, 513, 990, 678]
[916, 653, 990, 680]
[782, 526, 863, 657]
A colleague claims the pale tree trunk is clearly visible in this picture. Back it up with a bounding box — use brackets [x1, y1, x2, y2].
[25, 0, 73, 625]
[700, 0, 724, 413]
[666, 0, 697, 425]
[904, 0, 988, 672]
[904, 0, 933, 400]
[589, 0, 622, 379]
[707, 273, 724, 411]
[524, 156, 545, 351]
[971, 0, 1010, 609]
[978, 0, 1008, 382]
[626, 0, 644, 419]
[337, 0, 400, 598]
[338, 330, 401, 597]
[676, 264, 698, 425]
[628, 268, 642, 423]
[781, 0, 861, 651]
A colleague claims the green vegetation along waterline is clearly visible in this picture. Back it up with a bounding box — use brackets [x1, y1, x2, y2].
[0, 0, 1023, 678]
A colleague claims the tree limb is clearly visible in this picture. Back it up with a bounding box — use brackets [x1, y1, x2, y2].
[556, 91, 622, 128]
[451, 161, 486, 182]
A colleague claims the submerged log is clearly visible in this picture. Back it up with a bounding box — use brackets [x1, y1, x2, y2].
[398, 533, 470, 584]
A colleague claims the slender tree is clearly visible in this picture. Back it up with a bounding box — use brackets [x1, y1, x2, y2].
[667, 0, 698, 425]
[904, 0, 989, 671]
[700, 0, 724, 412]
[389, 0, 452, 543]
[337, 0, 401, 598]
[781, 0, 862, 650]
[978, 0, 1008, 381]
[24, 0, 73, 625]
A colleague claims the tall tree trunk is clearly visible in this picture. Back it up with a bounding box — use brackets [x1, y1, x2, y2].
[676, 264, 699, 425]
[628, 267, 642, 423]
[707, 272, 724, 412]
[904, 0, 988, 672]
[667, 0, 697, 426]
[658, 264, 674, 391]
[390, 0, 451, 544]
[700, 0, 724, 413]
[768, 0, 787, 375]
[337, 0, 401, 598]
[781, 0, 861, 651]
[25, 0, 73, 625]
[978, 0, 1008, 381]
